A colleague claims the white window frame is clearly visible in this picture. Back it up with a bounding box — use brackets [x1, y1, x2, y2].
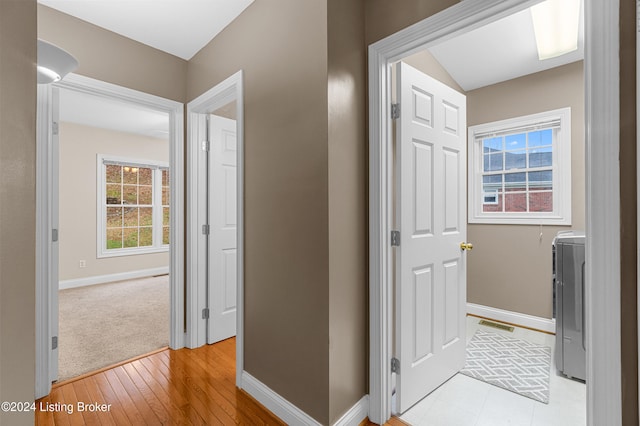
[468, 107, 572, 225]
[97, 154, 170, 258]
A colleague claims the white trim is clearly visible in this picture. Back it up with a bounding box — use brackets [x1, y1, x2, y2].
[186, 70, 245, 387]
[241, 371, 322, 426]
[467, 107, 572, 225]
[584, 0, 622, 424]
[58, 267, 169, 290]
[368, 0, 620, 424]
[36, 73, 185, 399]
[332, 395, 370, 426]
[467, 303, 556, 334]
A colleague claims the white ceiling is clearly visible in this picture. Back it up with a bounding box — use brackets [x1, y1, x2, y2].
[38, 0, 254, 60]
[59, 89, 170, 140]
[427, 3, 584, 91]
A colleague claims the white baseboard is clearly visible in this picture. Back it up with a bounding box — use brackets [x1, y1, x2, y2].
[467, 303, 556, 334]
[333, 395, 369, 426]
[241, 371, 322, 426]
[59, 266, 169, 290]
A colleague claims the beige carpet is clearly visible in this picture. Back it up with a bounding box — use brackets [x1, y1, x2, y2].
[58, 275, 169, 382]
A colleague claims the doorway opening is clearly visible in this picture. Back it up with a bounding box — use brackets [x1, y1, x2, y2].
[56, 87, 172, 382]
[368, 0, 621, 425]
[186, 70, 245, 387]
[35, 74, 185, 399]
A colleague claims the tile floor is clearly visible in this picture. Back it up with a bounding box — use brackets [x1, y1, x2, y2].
[399, 316, 586, 426]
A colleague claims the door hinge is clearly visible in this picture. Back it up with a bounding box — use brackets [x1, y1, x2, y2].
[202, 224, 210, 235]
[53, 122, 59, 136]
[391, 230, 400, 247]
[52, 228, 59, 242]
[202, 140, 210, 152]
[391, 103, 400, 120]
[52, 336, 58, 350]
[391, 357, 400, 374]
[202, 308, 210, 319]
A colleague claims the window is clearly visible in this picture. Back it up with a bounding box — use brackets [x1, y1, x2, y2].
[468, 108, 571, 225]
[98, 155, 169, 257]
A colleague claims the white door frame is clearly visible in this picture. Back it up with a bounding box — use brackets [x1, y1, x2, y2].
[368, 0, 621, 424]
[186, 70, 245, 386]
[35, 73, 185, 399]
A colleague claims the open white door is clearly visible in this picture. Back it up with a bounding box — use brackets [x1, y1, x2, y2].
[207, 115, 238, 344]
[395, 62, 468, 413]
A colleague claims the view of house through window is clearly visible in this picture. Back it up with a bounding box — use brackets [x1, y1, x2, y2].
[481, 128, 553, 213]
[468, 107, 572, 225]
[99, 156, 169, 256]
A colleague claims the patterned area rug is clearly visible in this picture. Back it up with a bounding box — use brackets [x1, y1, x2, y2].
[461, 330, 551, 403]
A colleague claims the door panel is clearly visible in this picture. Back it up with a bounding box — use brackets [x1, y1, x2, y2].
[208, 115, 238, 344]
[395, 62, 467, 413]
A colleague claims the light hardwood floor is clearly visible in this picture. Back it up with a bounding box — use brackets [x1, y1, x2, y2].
[36, 338, 404, 425]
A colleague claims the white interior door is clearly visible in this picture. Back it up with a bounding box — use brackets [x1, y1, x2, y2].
[395, 61, 468, 413]
[207, 115, 238, 344]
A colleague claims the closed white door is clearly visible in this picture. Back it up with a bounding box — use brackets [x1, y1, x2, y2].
[208, 115, 238, 344]
[395, 62, 468, 413]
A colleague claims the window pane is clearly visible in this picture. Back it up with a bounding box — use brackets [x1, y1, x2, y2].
[505, 193, 527, 212]
[483, 193, 503, 212]
[529, 146, 552, 168]
[530, 191, 553, 212]
[528, 129, 553, 148]
[139, 185, 152, 204]
[139, 227, 153, 246]
[106, 165, 121, 183]
[163, 226, 170, 245]
[505, 133, 526, 150]
[106, 207, 123, 227]
[505, 172, 526, 191]
[123, 166, 138, 184]
[162, 187, 170, 205]
[163, 207, 170, 226]
[529, 171, 553, 191]
[106, 229, 122, 249]
[162, 169, 170, 186]
[482, 137, 502, 152]
[140, 207, 153, 226]
[106, 184, 121, 204]
[123, 207, 138, 226]
[505, 150, 526, 170]
[123, 228, 138, 248]
[482, 174, 502, 193]
[138, 167, 152, 185]
[123, 185, 137, 204]
[483, 153, 503, 172]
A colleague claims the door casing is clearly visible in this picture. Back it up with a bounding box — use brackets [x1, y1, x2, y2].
[35, 73, 185, 399]
[368, 0, 622, 424]
[186, 70, 245, 387]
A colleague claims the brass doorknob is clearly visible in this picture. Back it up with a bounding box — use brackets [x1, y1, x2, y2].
[460, 242, 473, 251]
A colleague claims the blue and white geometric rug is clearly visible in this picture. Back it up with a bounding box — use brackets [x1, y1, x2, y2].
[461, 330, 551, 404]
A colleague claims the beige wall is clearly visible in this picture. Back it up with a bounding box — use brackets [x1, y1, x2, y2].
[619, 0, 638, 422]
[466, 61, 585, 318]
[403, 50, 464, 93]
[37, 5, 187, 103]
[0, 0, 37, 424]
[188, 1, 331, 423]
[58, 122, 169, 281]
[327, 0, 367, 423]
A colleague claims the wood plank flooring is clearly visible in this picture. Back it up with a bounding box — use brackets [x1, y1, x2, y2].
[36, 338, 404, 425]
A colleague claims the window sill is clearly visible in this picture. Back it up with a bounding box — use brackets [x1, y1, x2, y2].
[97, 246, 169, 258]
